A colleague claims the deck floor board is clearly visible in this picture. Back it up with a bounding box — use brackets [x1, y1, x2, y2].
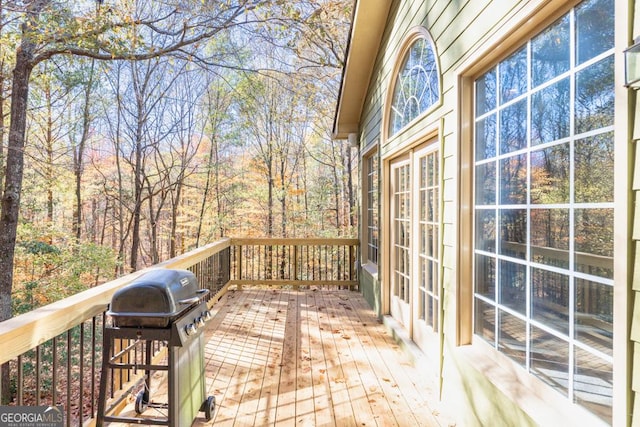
[109, 288, 453, 426]
[197, 288, 449, 427]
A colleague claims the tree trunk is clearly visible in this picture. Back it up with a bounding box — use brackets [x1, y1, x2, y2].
[279, 159, 286, 238]
[45, 80, 54, 230]
[73, 60, 95, 245]
[345, 143, 355, 230]
[195, 137, 214, 246]
[0, 1, 5, 195]
[0, 14, 38, 404]
[169, 177, 183, 259]
[331, 146, 341, 233]
[214, 141, 224, 238]
[129, 68, 145, 271]
[0, 19, 36, 323]
[148, 189, 159, 265]
[0, 69, 5, 195]
[130, 135, 142, 271]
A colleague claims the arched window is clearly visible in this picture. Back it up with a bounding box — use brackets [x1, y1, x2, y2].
[389, 34, 440, 137]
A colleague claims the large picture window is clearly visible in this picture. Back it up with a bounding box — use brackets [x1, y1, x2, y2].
[472, 0, 613, 423]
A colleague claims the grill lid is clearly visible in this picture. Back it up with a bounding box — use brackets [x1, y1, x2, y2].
[108, 269, 202, 327]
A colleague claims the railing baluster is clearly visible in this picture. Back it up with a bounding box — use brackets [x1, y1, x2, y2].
[53, 336, 57, 407]
[293, 245, 298, 282]
[79, 322, 85, 425]
[66, 329, 71, 427]
[91, 317, 97, 418]
[35, 345, 41, 407]
[0, 237, 356, 422]
[17, 355, 23, 405]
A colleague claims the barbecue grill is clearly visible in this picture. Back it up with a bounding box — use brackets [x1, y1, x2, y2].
[96, 269, 215, 426]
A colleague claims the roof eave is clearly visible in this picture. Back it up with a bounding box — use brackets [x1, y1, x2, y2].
[332, 0, 391, 140]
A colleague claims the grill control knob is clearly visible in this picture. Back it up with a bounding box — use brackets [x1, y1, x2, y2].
[196, 316, 205, 328]
[203, 310, 213, 321]
[185, 323, 197, 336]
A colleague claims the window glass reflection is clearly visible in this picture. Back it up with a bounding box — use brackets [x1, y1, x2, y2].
[476, 68, 496, 116]
[575, 279, 613, 356]
[475, 209, 496, 252]
[500, 46, 527, 103]
[531, 269, 569, 334]
[576, 0, 614, 65]
[500, 154, 527, 204]
[530, 143, 569, 204]
[531, 78, 570, 146]
[499, 209, 527, 259]
[498, 310, 526, 366]
[389, 37, 440, 136]
[531, 15, 570, 87]
[574, 347, 612, 424]
[475, 255, 495, 299]
[475, 299, 495, 343]
[472, 2, 614, 421]
[475, 162, 496, 205]
[476, 114, 496, 160]
[499, 260, 526, 314]
[423, 224, 438, 257]
[575, 132, 614, 203]
[574, 209, 613, 279]
[500, 99, 527, 154]
[530, 327, 569, 395]
[427, 188, 437, 222]
[530, 208, 569, 268]
[575, 56, 614, 134]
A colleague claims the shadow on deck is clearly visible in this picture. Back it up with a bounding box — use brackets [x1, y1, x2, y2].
[111, 288, 457, 426]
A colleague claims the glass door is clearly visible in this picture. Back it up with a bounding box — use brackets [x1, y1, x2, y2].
[389, 142, 440, 354]
[390, 157, 411, 328]
[413, 144, 440, 352]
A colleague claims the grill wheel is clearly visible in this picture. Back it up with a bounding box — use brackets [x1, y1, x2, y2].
[204, 395, 216, 421]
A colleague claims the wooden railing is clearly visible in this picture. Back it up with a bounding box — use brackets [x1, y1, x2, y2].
[231, 238, 359, 289]
[0, 237, 358, 426]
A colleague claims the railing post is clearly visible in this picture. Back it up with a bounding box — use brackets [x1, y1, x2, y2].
[293, 245, 299, 290]
[349, 244, 355, 290]
[237, 245, 243, 291]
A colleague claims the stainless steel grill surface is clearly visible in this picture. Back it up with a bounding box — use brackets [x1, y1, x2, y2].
[108, 268, 203, 328]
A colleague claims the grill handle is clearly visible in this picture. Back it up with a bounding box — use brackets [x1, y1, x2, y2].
[178, 296, 200, 305]
[178, 289, 209, 306]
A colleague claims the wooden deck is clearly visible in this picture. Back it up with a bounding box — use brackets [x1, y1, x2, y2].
[198, 288, 455, 427]
[112, 288, 456, 426]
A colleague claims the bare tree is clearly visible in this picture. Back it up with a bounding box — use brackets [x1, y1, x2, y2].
[196, 75, 237, 244]
[71, 59, 97, 246]
[0, 0, 284, 323]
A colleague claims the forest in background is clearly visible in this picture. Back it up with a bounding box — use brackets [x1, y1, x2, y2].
[0, 1, 354, 317]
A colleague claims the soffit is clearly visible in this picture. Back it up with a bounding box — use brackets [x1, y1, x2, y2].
[333, 0, 391, 139]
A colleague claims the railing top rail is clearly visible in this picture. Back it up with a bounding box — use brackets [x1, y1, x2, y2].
[0, 238, 231, 365]
[231, 237, 359, 245]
